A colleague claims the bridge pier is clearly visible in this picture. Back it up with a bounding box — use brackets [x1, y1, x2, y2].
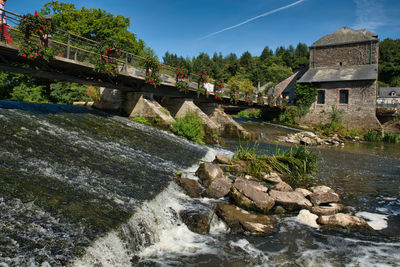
[195, 102, 255, 140]
[93, 87, 123, 112]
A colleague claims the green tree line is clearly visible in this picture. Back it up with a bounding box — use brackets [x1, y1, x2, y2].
[163, 43, 309, 89]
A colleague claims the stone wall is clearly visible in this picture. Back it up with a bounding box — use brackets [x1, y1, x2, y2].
[300, 81, 382, 130]
[310, 41, 379, 68]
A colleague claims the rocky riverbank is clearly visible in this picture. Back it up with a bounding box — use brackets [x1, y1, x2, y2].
[175, 154, 375, 236]
[277, 132, 349, 146]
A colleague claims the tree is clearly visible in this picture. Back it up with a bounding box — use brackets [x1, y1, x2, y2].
[260, 45, 273, 61]
[41, 0, 148, 56]
[239, 51, 253, 69]
[379, 38, 400, 86]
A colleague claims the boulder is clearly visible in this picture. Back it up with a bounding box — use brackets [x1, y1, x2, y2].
[196, 163, 225, 187]
[309, 186, 340, 206]
[203, 176, 232, 199]
[214, 155, 231, 165]
[230, 178, 275, 213]
[317, 213, 375, 233]
[271, 181, 293, 192]
[180, 205, 213, 234]
[174, 175, 203, 198]
[273, 206, 286, 214]
[263, 172, 282, 184]
[295, 188, 312, 198]
[269, 190, 312, 211]
[311, 203, 347, 216]
[296, 209, 319, 228]
[215, 203, 277, 235]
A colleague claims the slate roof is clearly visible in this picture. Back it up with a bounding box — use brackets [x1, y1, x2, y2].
[298, 64, 378, 83]
[273, 67, 308, 98]
[311, 26, 378, 47]
[378, 87, 400, 98]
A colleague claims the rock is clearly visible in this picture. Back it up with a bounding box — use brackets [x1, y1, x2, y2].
[215, 203, 277, 235]
[174, 176, 203, 198]
[295, 188, 312, 198]
[296, 210, 319, 228]
[271, 181, 293, 192]
[263, 172, 282, 183]
[203, 176, 232, 199]
[196, 162, 225, 187]
[180, 205, 213, 234]
[309, 186, 340, 206]
[214, 155, 231, 165]
[311, 203, 347, 216]
[230, 178, 275, 213]
[269, 190, 312, 211]
[317, 213, 375, 233]
[244, 175, 253, 180]
[300, 136, 313, 146]
[273, 206, 286, 214]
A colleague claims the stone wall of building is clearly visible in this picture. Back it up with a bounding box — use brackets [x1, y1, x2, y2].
[310, 41, 379, 68]
[300, 81, 382, 130]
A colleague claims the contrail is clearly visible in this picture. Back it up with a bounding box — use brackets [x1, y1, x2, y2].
[200, 0, 306, 40]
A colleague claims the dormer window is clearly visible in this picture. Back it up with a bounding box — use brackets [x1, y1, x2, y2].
[389, 91, 397, 97]
[339, 62, 343, 66]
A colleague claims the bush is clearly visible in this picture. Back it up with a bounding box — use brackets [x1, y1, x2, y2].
[383, 132, 399, 143]
[237, 110, 249, 118]
[279, 106, 300, 125]
[364, 130, 382, 142]
[172, 112, 205, 144]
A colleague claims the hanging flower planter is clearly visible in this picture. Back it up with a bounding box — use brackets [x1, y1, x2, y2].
[143, 57, 162, 88]
[175, 67, 189, 93]
[94, 43, 122, 77]
[18, 11, 55, 62]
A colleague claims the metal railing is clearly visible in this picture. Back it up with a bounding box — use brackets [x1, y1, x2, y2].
[0, 8, 261, 105]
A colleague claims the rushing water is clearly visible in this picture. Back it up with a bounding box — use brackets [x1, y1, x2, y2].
[1, 102, 399, 266]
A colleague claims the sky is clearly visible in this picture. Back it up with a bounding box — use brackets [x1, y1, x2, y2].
[6, 0, 400, 60]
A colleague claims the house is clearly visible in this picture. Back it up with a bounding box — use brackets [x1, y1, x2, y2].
[377, 87, 400, 107]
[297, 26, 382, 130]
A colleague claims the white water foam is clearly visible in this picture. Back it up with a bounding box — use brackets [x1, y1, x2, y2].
[356, 211, 389, 230]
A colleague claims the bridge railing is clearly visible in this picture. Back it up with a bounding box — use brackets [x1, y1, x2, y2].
[0, 8, 260, 104]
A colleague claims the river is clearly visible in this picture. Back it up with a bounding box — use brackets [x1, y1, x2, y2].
[0, 101, 399, 266]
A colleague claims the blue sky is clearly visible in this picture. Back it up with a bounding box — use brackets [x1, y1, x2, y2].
[6, 0, 400, 60]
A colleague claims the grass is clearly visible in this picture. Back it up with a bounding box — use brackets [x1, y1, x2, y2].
[364, 130, 382, 142]
[383, 132, 399, 143]
[172, 112, 205, 144]
[234, 143, 319, 187]
[131, 116, 152, 126]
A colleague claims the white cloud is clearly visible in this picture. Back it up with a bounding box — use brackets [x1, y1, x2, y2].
[353, 0, 387, 31]
[200, 0, 306, 40]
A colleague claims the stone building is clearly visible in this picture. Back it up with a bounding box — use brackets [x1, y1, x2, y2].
[297, 26, 382, 130]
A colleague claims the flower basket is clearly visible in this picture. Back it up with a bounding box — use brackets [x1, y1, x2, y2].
[197, 72, 208, 89]
[94, 44, 121, 77]
[144, 57, 162, 88]
[18, 11, 55, 62]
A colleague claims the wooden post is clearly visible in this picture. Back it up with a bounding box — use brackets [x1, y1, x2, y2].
[66, 33, 71, 59]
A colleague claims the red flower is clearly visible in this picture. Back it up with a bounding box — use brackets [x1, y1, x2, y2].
[22, 54, 27, 57]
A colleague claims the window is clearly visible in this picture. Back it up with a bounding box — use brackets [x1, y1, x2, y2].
[339, 90, 349, 104]
[389, 91, 397, 97]
[317, 90, 325, 104]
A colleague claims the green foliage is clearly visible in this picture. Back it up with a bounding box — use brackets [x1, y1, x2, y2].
[131, 116, 151, 126]
[378, 38, 400, 86]
[364, 130, 383, 142]
[237, 109, 261, 119]
[10, 84, 48, 103]
[172, 112, 205, 144]
[317, 106, 345, 134]
[383, 132, 399, 143]
[295, 83, 318, 109]
[234, 144, 319, 185]
[279, 106, 301, 125]
[49, 82, 91, 104]
[41, 0, 148, 56]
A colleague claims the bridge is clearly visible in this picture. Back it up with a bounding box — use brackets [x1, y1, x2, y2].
[0, 8, 273, 138]
[0, 9, 267, 103]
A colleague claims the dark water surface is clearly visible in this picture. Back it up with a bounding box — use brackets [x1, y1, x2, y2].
[1, 102, 399, 266]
